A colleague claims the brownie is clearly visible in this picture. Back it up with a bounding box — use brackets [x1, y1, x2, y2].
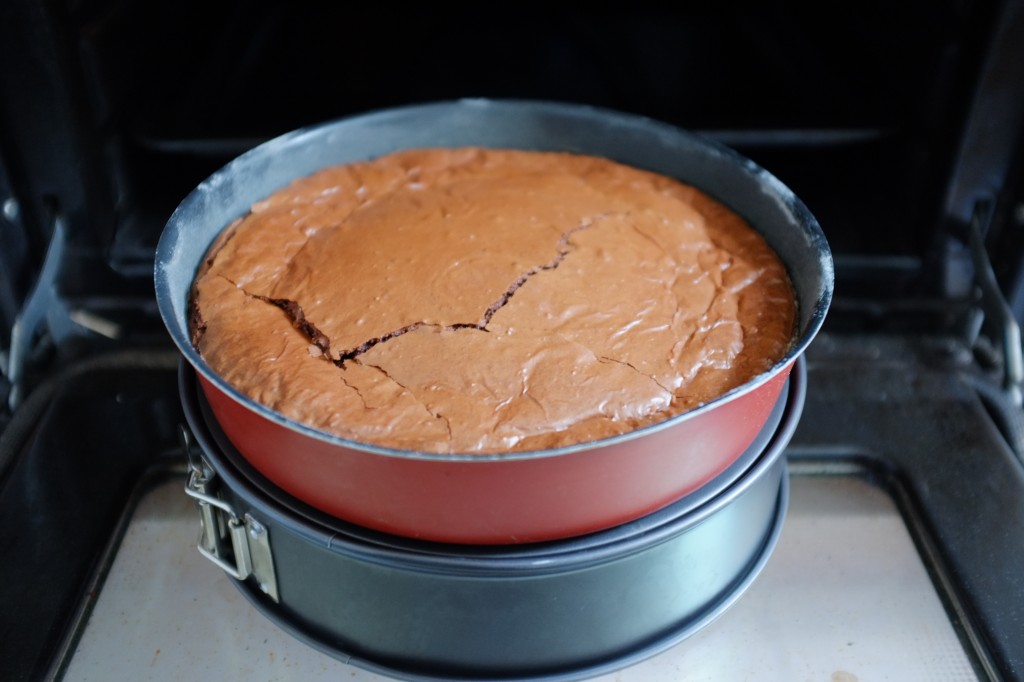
[190, 148, 797, 454]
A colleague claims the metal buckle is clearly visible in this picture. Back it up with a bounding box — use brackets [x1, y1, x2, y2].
[182, 427, 279, 602]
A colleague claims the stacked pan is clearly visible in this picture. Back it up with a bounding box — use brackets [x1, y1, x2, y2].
[179, 357, 804, 681]
[159, 100, 831, 681]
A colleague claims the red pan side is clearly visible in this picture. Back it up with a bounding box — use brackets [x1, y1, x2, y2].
[198, 365, 790, 544]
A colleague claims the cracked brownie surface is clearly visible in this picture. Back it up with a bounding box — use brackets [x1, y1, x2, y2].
[190, 147, 797, 454]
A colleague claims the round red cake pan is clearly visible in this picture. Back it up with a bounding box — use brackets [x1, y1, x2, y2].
[156, 99, 832, 544]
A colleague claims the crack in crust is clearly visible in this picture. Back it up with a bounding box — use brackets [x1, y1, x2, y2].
[256, 296, 333, 356]
[324, 215, 605, 366]
[203, 214, 607, 374]
[478, 215, 601, 326]
[335, 322, 440, 366]
[209, 210, 700, 402]
[360, 360, 453, 438]
[598, 355, 672, 393]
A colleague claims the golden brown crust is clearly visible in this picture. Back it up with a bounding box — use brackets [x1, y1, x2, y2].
[191, 148, 797, 454]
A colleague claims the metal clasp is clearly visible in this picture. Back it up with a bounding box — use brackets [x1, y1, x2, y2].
[181, 428, 279, 602]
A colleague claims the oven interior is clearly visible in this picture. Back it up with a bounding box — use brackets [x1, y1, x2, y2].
[1, 2, 1023, 681]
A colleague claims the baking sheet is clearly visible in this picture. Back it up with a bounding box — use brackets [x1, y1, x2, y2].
[61, 468, 980, 681]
